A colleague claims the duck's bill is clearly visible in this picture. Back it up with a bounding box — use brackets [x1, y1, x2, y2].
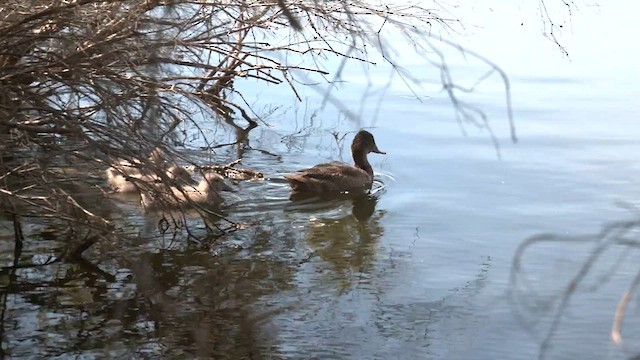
[372, 145, 386, 154]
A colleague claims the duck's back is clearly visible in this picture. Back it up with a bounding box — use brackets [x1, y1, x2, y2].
[284, 162, 372, 193]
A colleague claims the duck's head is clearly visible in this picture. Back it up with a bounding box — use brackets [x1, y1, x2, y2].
[166, 165, 197, 185]
[352, 130, 385, 155]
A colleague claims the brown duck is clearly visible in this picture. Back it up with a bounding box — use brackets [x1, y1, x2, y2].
[285, 130, 385, 193]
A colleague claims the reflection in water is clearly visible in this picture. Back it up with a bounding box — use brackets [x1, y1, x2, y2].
[0, 229, 299, 358]
[287, 178, 387, 221]
[0, 233, 119, 358]
[121, 250, 293, 359]
[0, 116, 401, 358]
[352, 194, 378, 221]
[509, 217, 640, 359]
[298, 193, 385, 292]
[288, 191, 380, 221]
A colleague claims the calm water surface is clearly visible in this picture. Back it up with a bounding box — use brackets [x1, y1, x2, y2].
[2, 2, 640, 359]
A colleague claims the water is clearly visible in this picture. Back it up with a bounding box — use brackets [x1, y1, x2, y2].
[2, 1, 640, 359]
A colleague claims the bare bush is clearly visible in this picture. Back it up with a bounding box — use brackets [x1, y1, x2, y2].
[0, 0, 463, 250]
[0, 0, 578, 252]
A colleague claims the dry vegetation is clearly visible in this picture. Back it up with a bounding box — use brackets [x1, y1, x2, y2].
[0, 0, 459, 252]
[0, 0, 578, 252]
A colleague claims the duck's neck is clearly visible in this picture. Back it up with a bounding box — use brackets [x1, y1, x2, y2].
[353, 150, 373, 178]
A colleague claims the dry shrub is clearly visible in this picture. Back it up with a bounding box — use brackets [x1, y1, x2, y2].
[0, 0, 459, 249]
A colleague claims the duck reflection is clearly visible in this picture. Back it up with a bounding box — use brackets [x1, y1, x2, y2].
[351, 194, 378, 221]
[289, 191, 385, 292]
[288, 183, 384, 222]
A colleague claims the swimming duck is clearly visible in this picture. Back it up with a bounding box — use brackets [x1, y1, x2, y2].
[140, 172, 233, 210]
[285, 130, 385, 193]
[106, 165, 195, 193]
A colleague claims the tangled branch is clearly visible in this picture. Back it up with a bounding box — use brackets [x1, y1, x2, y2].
[0, 0, 458, 248]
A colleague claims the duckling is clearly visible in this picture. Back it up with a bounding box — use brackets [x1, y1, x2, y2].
[106, 165, 195, 193]
[285, 130, 385, 193]
[140, 172, 233, 210]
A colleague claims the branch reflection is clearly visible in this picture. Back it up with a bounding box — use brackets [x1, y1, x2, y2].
[509, 217, 640, 359]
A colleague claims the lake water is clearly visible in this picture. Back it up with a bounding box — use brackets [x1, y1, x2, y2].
[2, 1, 640, 359]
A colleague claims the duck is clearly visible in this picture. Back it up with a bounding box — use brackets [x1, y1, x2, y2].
[285, 130, 385, 193]
[106, 165, 195, 193]
[140, 172, 233, 210]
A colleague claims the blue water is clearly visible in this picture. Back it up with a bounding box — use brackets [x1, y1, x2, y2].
[226, 2, 640, 359]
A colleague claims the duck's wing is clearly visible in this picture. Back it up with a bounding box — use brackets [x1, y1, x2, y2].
[305, 162, 369, 179]
[285, 162, 371, 192]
